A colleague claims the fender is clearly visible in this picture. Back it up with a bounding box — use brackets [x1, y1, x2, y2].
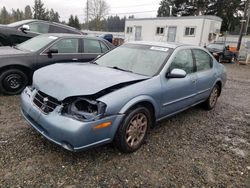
[119, 95, 160, 118]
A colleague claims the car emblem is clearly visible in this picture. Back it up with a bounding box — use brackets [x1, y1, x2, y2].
[43, 97, 49, 103]
[41, 97, 49, 111]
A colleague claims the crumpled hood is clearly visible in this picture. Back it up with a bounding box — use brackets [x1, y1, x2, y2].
[33, 63, 149, 101]
[0, 46, 30, 57]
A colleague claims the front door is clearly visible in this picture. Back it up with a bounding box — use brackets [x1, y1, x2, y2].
[135, 26, 142, 41]
[167, 26, 177, 42]
[36, 38, 82, 69]
[160, 49, 197, 117]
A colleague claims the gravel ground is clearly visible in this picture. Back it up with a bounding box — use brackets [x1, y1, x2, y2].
[0, 63, 250, 187]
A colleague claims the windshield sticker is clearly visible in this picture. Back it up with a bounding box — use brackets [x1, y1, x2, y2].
[150, 46, 169, 52]
[48, 36, 58, 40]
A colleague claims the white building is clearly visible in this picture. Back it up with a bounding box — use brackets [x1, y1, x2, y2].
[125, 16, 222, 46]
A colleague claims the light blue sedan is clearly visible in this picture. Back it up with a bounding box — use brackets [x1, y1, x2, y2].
[21, 41, 227, 153]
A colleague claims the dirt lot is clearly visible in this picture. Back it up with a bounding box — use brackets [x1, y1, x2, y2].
[0, 64, 250, 187]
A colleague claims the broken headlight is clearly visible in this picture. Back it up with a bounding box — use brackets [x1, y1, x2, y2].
[62, 98, 106, 122]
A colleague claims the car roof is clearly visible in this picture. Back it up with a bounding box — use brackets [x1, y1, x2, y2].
[127, 41, 189, 49]
[40, 33, 112, 41]
[12, 19, 81, 33]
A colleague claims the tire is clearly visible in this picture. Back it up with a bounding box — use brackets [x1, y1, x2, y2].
[202, 84, 220, 110]
[114, 106, 152, 153]
[218, 55, 223, 63]
[0, 69, 28, 95]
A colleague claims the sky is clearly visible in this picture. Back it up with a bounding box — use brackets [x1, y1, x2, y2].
[0, 0, 162, 22]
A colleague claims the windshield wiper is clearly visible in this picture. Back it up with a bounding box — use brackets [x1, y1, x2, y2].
[12, 45, 19, 50]
[90, 61, 98, 65]
[109, 66, 133, 73]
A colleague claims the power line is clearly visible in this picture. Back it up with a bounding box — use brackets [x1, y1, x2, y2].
[108, 10, 158, 15]
[111, 3, 158, 9]
[61, 10, 157, 19]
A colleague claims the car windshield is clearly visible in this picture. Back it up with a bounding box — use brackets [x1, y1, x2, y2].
[207, 44, 224, 50]
[7, 20, 32, 27]
[95, 44, 171, 77]
[16, 35, 58, 52]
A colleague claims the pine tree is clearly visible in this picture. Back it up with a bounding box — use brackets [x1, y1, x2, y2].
[74, 16, 81, 29]
[24, 5, 33, 19]
[33, 0, 48, 20]
[49, 9, 60, 22]
[68, 15, 75, 27]
[157, 0, 177, 17]
[0, 7, 9, 24]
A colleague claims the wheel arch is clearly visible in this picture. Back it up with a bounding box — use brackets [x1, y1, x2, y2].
[119, 95, 159, 124]
[0, 65, 33, 84]
[214, 80, 222, 96]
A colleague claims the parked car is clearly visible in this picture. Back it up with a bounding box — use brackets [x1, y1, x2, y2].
[0, 34, 114, 95]
[206, 43, 236, 63]
[99, 34, 113, 43]
[21, 41, 227, 153]
[0, 19, 82, 46]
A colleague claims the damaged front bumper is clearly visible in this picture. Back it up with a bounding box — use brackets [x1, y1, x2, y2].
[20, 87, 125, 152]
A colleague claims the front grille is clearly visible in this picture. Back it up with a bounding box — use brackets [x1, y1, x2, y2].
[33, 91, 61, 114]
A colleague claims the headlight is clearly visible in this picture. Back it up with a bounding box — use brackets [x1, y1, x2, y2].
[62, 97, 106, 122]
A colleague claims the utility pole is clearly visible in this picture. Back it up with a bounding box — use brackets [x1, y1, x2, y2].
[86, 0, 89, 30]
[237, 0, 249, 51]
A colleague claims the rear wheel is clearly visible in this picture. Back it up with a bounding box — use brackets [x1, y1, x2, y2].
[219, 55, 223, 63]
[0, 69, 28, 95]
[202, 84, 220, 110]
[114, 106, 151, 153]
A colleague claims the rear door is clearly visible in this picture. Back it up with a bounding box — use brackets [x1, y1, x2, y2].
[160, 48, 198, 116]
[81, 39, 109, 62]
[36, 38, 81, 69]
[192, 49, 216, 101]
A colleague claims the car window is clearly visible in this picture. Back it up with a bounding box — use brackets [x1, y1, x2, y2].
[28, 22, 49, 33]
[49, 25, 79, 34]
[83, 39, 102, 53]
[169, 49, 194, 74]
[193, 49, 212, 72]
[50, 38, 79, 53]
[100, 42, 109, 53]
[96, 44, 171, 77]
[16, 35, 58, 52]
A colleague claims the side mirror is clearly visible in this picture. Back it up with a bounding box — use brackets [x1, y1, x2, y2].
[48, 48, 58, 54]
[47, 48, 58, 57]
[20, 25, 30, 32]
[167, 68, 187, 78]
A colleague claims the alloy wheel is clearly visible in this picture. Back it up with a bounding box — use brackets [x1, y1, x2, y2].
[125, 113, 148, 148]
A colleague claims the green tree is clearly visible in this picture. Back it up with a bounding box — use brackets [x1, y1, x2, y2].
[49, 9, 60, 22]
[74, 16, 81, 29]
[24, 5, 33, 19]
[157, 0, 244, 32]
[33, 0, 48, 20]
[68, 15, 81, 29]
[157, 0, 177, 17]
[206, 0, 243, 32]
[11, 9, 24, 21]
[0, 7, 10, 24]
[68, 14, 75, 27]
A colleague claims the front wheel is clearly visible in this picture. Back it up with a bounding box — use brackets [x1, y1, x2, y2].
[0, 69, 28, 95]
[202, 84, 220, 110]
[114, 106, 151, 153]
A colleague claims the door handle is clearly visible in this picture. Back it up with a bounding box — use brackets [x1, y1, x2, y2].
[72, 58, 78, 61]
